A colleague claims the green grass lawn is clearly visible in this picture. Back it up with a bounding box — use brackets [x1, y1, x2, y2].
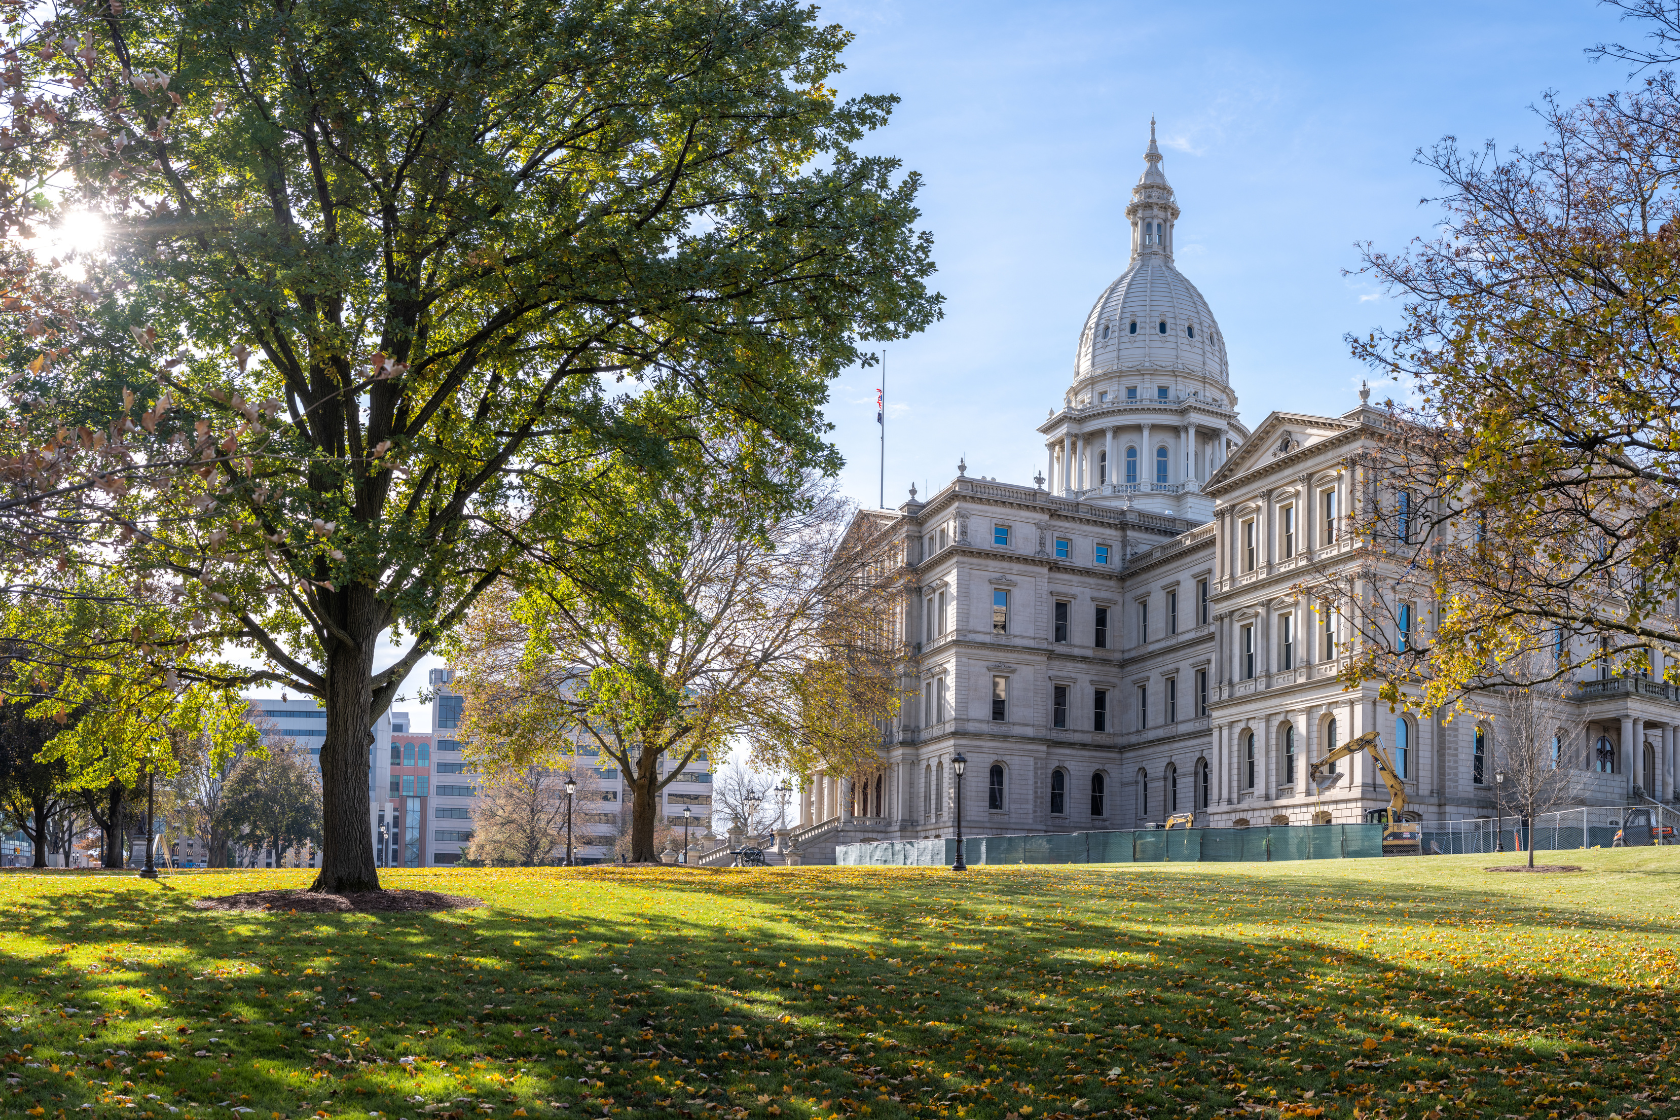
[3, 850, 1680, 1120]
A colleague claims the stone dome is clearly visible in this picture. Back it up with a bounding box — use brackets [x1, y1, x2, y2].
[1073, 124, 1229, 386]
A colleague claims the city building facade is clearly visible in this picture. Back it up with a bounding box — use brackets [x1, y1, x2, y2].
[794, 127, 1680, 853]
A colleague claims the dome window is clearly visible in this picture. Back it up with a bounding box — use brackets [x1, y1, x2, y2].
[1187, 324, 1195, 338]
[1129, 320, 1137, 335]
[1158, 320, 1167, 334]
[1102, 323, 1110, 339]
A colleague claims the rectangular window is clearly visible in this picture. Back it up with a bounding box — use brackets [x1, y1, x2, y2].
[1242, 624, 1255, 680]
[416, 776, 429, 797]
[436, 739, 461, 752]
[1398, 602, 1412, 653]
[1321, 606, 1338, 660]
[1198, 578, 1209, 625]
[418, 744, 430, 767]
[993, 589, 1010, 633]
[1283, 505, 1295, 559]
[1055, 537, 1070, 559]
[1166, 676, 1178, 723]
[924, 682, 934, 727]
[993, 524, 1011, 548]
[937, 590, 947, 635]
[1243, 519, 1256, 572]
[434, 806, 471, 819]
[389, 777, 400, 796]
[1094, 606, 1109, 649]
[1398, 490, 1411, 543]
[925, 596, 935, 643]
[1322, 489, 1338, 545]
[1168, 590, 1178, 635]
[1052, 685, 1068, 729]
[437, 694, 463, 729]
[936, 678, 948, 722]
[1196, 668, 1207, 716]
[437, 762, 468, 774]
[1095, 544, 1110, 565]
[1054, 600, 1070, 644]
[1157, 385, 1170, 399]
[435, 784, 478, 797]
[991, 676, 1008, 722]
[401, 775, 414, 796]
[403, 743, 415, 767]
[434, 829, 474, 843]
[1136, 685, 1148, 731]
[1281, 613, 1294, 670]
[1094, 689, 1108, 732]
[1138, 599, 1149, 645]
[1126, 386, 1138, 400]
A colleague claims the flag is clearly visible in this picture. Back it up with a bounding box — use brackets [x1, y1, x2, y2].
[876, 387, 883, 425]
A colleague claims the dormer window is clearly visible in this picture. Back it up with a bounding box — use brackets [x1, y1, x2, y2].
[1129, 320, 1137, 335]
[1157, 320, 1167, 334]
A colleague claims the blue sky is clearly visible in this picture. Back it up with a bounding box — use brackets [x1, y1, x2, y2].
[362, 0, 1640, 726]
[818, 0, 1636, 507]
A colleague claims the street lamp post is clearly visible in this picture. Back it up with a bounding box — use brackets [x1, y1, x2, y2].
[744, 792, 763, 844]
[951, 752, 968, 872]
[683, 805, 692, 864]
[564, 774, 577, 867]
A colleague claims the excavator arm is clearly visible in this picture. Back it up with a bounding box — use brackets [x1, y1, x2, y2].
[1305, 730, 1419, 855]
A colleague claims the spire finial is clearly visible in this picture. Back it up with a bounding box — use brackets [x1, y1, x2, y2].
[1359, 379, 1370, 405]
[1145, 117, 1162, 165]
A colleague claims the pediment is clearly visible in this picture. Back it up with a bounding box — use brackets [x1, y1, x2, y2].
[1206, 411, 1353, 492]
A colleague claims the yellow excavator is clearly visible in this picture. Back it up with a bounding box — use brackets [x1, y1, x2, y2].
[1306, 730, 1422, 856]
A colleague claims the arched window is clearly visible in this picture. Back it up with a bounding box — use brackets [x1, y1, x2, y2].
[1158, 320, 1168, 334]
[1473, 728, 1486, 784]
[1167, 763, 1179, 812]
[1394, 717, 1410, 780]
[859, 779, 868, 817]
[988, 764, 1005, 811]
[874, 773, 883, 817]
[1326, 716, 1338, 774]
[1283, 725, 1296, 784]
[1552, 733, 1563, 770]
[1187, 324, 1195, 338]
[1129, 320, 1138, 335]
[1155, 445, 1169, 484]
[1243, 730, 1256, 788]
[923, 764, 933, 816]
[1125, 446, 1138, 484]
[1596, 735, 1615, 774]
[1091, 772, 1106, 817]
[1050, 769, 1067, 815]
[1099, 449, 1108, 485]
[1195, 758, 1209, 810]
[1102, 323, 1111, 339]
[936, 762, 944, 816]
[1136, 768, 1148, 817]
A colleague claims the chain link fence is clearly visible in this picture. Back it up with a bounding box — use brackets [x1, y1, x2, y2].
[836, 824, 1386, 866]
[1422, 805, 1678, 854]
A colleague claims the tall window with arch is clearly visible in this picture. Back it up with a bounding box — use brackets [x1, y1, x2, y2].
[935, 762, 945, 817]
[1049, 769, 1067, 816]
[1125, 446, 1138, 484]
[1326, 717, 1338, 774]
[1091, 772, 1106, 817]
[988, 764, 1005, 811]
[1243, 731, 1256, 789]
[1155, 445, 1169, 484]
[1196, 758, 1209, 810]
[874, 774, 883, 817]
[1552, 733, 1562, 770]
[1167, 763, 1179, 813]
[1395, 717, 1410, 780]
[1473, 728, 1486, 784]
[1136, 768, 1148, 818]
[1284, 726, 1296, 785]
[1099, 450, 1108, 485]
[923, 764, 933, 817]
[1596, 735, 1615, 774]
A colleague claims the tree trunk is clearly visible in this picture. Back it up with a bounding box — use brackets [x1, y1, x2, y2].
[103, 783, 126, 868]
[29, 795, 49, 868]
[628, 748, 660, 863]
[309, 614, 381, 892]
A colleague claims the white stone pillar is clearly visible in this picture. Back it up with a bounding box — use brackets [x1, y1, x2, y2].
[1140, 423, 1153, 485]
[1076, 432, 1086, 491]
[1634, 717, 1647, 795]
[1660, 725, 1673, 802]
[1621, 717, 1636, 798]
[1062, 432, 1073, 494]
[1047, 444, 1055, 491]
[1180, 424, 1192, 484]
[1105, 427, 1115, 490]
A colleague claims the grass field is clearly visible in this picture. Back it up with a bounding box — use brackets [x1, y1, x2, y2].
[3, 850, 1680, 1120]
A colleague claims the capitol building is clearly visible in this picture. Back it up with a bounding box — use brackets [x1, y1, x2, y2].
[791, 126, 1679, 853]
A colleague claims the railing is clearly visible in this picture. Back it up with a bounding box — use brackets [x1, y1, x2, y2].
[693, 842, 738, 868]
[1575, 677, 1680, 704]
[943, 478, 1196, 534]
[787, 816, 841, 849]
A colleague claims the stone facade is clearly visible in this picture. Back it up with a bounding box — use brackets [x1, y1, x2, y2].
[796, 127, 1680, 848]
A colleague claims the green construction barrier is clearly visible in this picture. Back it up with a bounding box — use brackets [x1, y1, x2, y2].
[1199, 828, 1247, 862]
[1268, 826, 1308, 861]
[1165, 829, 1201, 861]
[1341, 824, 1385, 858]
[1082, 831, 1136, 863]
[984, 835, 1025, 864]
[1134, 831, 1168, 862]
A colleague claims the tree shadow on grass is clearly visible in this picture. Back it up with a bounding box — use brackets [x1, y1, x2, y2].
[0, 867, 1674, 1120]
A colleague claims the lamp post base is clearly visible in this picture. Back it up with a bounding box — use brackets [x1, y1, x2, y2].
[950, 861, 968, 872]
[138, 868, 159, 880]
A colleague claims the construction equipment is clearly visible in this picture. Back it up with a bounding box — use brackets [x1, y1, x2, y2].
[1164, 813, 1196, 830]
[1305, 730, 1421, 856]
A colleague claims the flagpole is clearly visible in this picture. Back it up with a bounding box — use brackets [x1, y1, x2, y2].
[879, 350, 886, 510]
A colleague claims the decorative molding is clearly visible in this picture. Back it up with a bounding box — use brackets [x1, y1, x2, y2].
[986, 663, 1020, 675]
[1047, 673, 1077, 684]
[1088, 677, 1119, 688]
[988, 576, 1018, 587]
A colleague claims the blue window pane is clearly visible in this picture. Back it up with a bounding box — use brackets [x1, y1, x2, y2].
[1125, 447, 1138, 484]
[1158, 321, 1167, 334]
[993, 525, 1010, 547]
[1155, 446, 1169, 484]
[1055, 539, 1070, 559]
[1129, 322, 1137, 335]
[437, 694, 463, 729]
[1096, 545, 1110, 565]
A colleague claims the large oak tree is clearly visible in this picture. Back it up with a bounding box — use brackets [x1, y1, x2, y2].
[0, 0, 939, 889]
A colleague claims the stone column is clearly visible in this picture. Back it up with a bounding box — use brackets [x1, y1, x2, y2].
[1140, 423, 1153, 485]
[1620, 716, 1636, 797]
[840, 776, 854, 822]
[1661, 725, 1673, 802]
[1047, 443, 1055, 492]
[1263, 488, 1276, 574]
[1180, 424, 1192, 484]
[1076, 432, 1086, 491]
[1633, 718, 1647, 795]
[1106, 427, 1116, 490]
[1217, 427, 1229, 470]
[1062, 432, 1072, 494]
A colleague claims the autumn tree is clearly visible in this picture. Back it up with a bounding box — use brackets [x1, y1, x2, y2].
[0, 689, 70, 868]
[1466, 657, 1587, 867]
[1343, 20, 1680, 711]
[0, 0, 939, 891]
[450, 475, 900, 862]
[221, 741, 322, 869]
